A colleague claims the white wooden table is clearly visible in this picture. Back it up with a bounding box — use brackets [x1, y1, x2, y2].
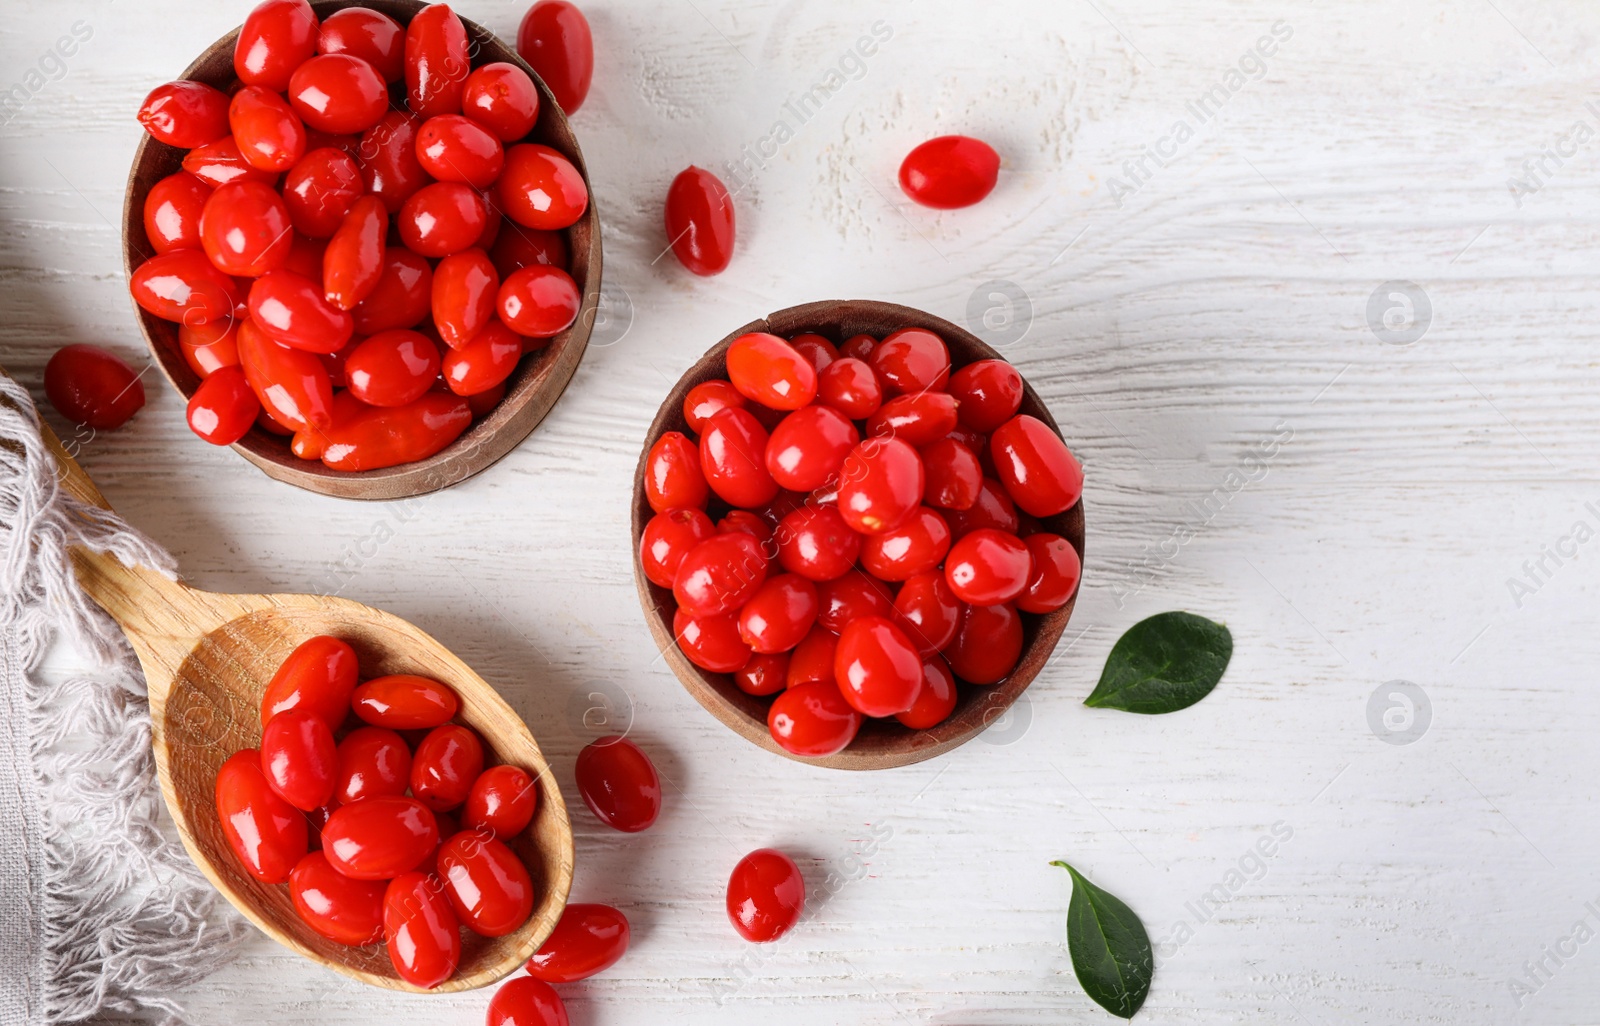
[7, 0, 1600, 1022]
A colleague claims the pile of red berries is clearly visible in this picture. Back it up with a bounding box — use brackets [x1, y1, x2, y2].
[132, 0, 587, 470]
[640, 327, 1083, 757]
[216, 634, 544, 988]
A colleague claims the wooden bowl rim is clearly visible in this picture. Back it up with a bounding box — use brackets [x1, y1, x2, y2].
[630, 299, 1086, 771]
[121, 0, 602, 501]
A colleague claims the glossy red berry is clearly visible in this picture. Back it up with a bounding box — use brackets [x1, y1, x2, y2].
[317, 7, 405, 82]
[200, 180, 292, 276]
[498, 143, 588, 230]
[351, 247, 434, 334]
[235, 318, 335, 431]
[359, 111, 430, 213]
[526, 903, 629, 983]
[836, 437, 924, 534]
[249, 270, 354, 353]
[727, 848, 805, 942]
[674, 607, 752, 673]
[699, 408, 779, 509]
[351, 674, 460, 730]
[734, 651, 790, 696]
[462, 62, 541, 142]
[399, 182, 489, 258]
[1017, 533, 1081, 614]
[463, 765, 539, 838]
[921, 436, 983, 510]
[44, 345, 146, 430]
[893, 571, 961, 656]
[859, 506, 951, 582]
[260, 709, 337, 811]
[490, 223, 568, 278]
[786, 626, 838, 688]
[441, 318, 524, 395]
[130, 249, 241, 325]
[665, 166, 736, 276]
[948, 359, 1024, 432]
[497, 265, 580, 337]
[186, 365, 259, 445]
[990, 415, 1084, 517]
[179, 319, 241, 379]
[488, 976, 570, 1026]
[334, 726, 412, 804]
[383, 871, 460, 989]
[182, 135, 278, 188]
[816, 570, 895, 633]
[775, 504, 860, 582]
[765, 404, 859, 492]
[142, 172, 213, 254]
[816, 356, 883, 420]
[944, 477, 1020, 540]
[726, 333, 817, 411]
[516, 0, 594, 114]
[835, 616, 923, 717]
[718, 508, 774, 545]
[229, 85, 307, 172]
[138, 80, 231, 148]
[234, 0, 319, 91]
[645, 431, 709, 513]
[895, 655, 959, 729]
[437, 831, 534, 936]
[260, 634, 358, 730]
[673, 531, 767, 618]
[898, 135, 1001, 209]
[737, 574, 819, 654]
[410, 721, 485, 814]
[945, 528, 1032, 605]
[288, 53, 388, 135]
[768, 680, 860, 757]
[290, 850, 387, 946]
[866, 391, 959, 447]
[640, 507, 715, 589]
[215, 749, 308, 884]
[839, 333, 877, 360]
[405, 3, 470, 119]
[575, 736, 661, 832]
[323, 796, 440, 880]
[345, 330, 441, 407]
[870, 328, 949, 395]
[283, 146, 363, 238]
[945, 602, 1024, 685]
[416, 114, 506, 188]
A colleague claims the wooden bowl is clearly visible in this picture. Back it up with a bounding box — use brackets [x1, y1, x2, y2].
[631, 300, 1086, 770]
[121, 0, 602, 500]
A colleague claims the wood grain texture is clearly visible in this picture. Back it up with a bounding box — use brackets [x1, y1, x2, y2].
[10, 0, 1600, 1022]
[631, 300, 1084, 770]
[122, 0, 603, 500]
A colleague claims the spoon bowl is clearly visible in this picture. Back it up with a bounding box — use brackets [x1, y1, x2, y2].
[48, 428, 572, 992]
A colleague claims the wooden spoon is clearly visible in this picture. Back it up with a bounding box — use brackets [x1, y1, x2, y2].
[36, 418, 573, 992]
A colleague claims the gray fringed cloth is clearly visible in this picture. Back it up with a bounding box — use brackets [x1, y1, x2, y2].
[0, 377, 244, 1025]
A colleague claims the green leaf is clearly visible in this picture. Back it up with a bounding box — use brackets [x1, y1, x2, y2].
[1084, 611, 1232, 713]
[1052, 861, 1152, 1019]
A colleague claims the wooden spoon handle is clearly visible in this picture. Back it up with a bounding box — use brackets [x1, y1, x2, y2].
[40, 415, 114, 510]
[6, 371, 243, 690]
